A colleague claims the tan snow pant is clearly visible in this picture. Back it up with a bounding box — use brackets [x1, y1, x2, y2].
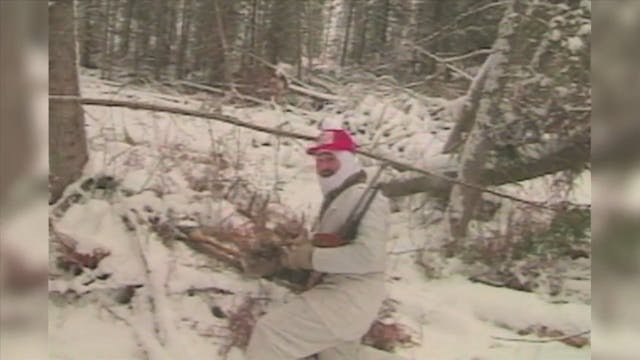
[245, 296, 406, 360]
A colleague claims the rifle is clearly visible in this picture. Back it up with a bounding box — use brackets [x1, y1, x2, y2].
[312, 164, 388, 247]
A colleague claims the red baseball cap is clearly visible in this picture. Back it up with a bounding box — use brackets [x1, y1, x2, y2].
[306, 129, 358, 155]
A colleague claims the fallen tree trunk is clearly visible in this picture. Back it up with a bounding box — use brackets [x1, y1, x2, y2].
[380, 130, 590, 198]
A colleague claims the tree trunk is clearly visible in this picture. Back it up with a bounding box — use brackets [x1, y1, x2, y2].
[351, 0, 369, 65]
[212, 0, 231, 85]
[78, 0, 99, 69]
[168, 1, 177, 48]
[119, 0, 135, 58]
[248, 0, 259, 71]
[176, 0, 192, 79]
[154, 0, 170, 80]
[376, 0, 390, 54]
[432, 0, 447, 77]
[323, 0, 345, 65]
[303, 0, 315, 72]
[295, 0, 303, 78]
[133, 0, 152, 76]
[0, 1, 34, 201]
[49, 0, 89, 204]
[413, 0, 436, 74]
[443, 0, 524, 251]
[100, 0, 113, 79]
[340, 0, 354, 67]
[265, 0, 298, 65]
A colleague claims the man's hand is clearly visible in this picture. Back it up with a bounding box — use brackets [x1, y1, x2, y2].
[281, 243, 313, 270]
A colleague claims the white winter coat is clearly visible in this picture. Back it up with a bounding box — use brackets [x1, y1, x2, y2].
[302, 182, 390, 340]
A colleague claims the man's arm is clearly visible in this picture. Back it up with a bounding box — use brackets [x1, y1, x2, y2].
[311, 193, 389, 274]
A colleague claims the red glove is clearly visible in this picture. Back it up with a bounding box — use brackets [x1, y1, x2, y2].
[312, 233, 349, 247]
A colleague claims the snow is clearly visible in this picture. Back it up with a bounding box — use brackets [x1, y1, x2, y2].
[567, 37, 585, 53]
[48, 72, 590, 359]
[577, 23, 591, 36]
[49, 305, 142, 359]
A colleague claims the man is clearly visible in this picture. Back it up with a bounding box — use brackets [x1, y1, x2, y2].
[246, 128, 405, 360]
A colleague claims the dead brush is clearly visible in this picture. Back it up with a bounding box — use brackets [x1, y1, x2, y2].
[466, 203, 589, 293]
[362, 299, 415, 351]
[181, 150, 230, 193]
[50, 222, 111, 276]
[218, 296, 266, 358]
[362, 320, 412, 352]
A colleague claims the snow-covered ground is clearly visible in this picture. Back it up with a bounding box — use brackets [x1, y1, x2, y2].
[48, 72, 590, 359]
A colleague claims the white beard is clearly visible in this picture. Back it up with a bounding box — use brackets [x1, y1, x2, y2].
[318, 151, 362, 195]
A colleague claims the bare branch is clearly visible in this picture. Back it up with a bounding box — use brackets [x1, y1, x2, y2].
[49, 95, 317, 141]
[410, 43, 474, 81]
[440, 49, 495, 63]
[175, 80, 226, 95]
[419, 1, 511, 46]
[240, 49, 334, 95]
[49, 95, 559, 211]
[492, 330, 590, 344]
